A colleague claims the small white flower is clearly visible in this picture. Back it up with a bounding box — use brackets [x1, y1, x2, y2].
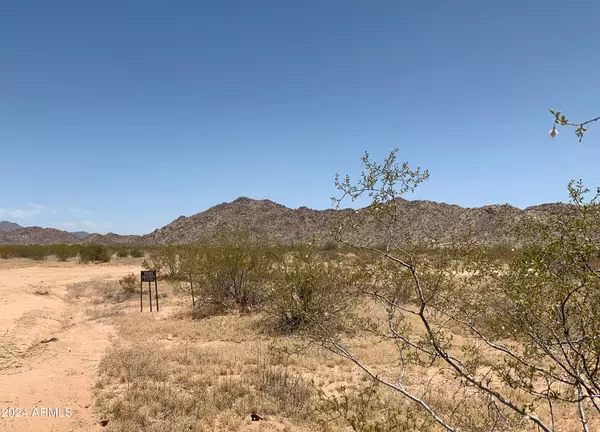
[511, 248, 515, 252]
[549, 127, 558, 139]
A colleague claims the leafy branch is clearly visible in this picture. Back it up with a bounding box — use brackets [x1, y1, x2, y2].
[549, 110, 600, 142]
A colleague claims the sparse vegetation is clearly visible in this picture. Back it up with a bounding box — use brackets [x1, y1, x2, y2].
[322, 149, 600, 431]
[78, 244, 111, 263]
[94, 338, 318, 431]
[4, 146, 600, 431]
[0, 245, 50, 260]
[116, 249, 129, 258]
[265, 245, 358, 334]
[130, 248, 144, 258]
[143, 245, 181, 278]
[195, 230, 274, 314]
[118, 273, 138, 293]
[53, 244, 78, 261]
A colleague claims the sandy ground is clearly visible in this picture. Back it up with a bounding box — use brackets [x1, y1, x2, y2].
[0, 259, 140, 432]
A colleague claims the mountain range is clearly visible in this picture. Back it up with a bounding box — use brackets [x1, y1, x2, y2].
[0, 221, 90, 240]
[0, 198, 565, 246]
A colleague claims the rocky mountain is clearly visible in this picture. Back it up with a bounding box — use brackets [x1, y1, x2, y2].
[137, 197, 530, 246]
[0, 221, 22, 232]
[0, 227, 80, 245]
[70, 231, 91, 240]
[139, 197, 341, 245]
[0, 197, 570, 246]
[82, 233, 142, 245]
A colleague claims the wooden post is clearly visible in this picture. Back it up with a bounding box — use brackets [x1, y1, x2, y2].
[189, 274, 195, 307]
[140, 279, 143, 312]
[154, 279, 159, 312]
[140, 270, 157, 312]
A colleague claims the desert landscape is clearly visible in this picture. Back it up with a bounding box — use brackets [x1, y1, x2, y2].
[3, 2, 599, 431]
[1, 183, 600, 432]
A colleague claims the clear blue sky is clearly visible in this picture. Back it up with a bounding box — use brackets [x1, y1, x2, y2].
[1, 1, 599, 235]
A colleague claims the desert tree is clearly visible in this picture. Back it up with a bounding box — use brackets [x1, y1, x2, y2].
[264, 244, 359, 334]
[142, 245, 181, 278]
[194, 229, 275, 314]
[308, 148, 600, 431]
[178, 243, 207, 308]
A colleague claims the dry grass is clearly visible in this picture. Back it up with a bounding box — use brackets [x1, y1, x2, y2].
[65, 260, 600, 432]
[94, 341, 318, 431]
[91, 295, 447, 431]
[0, 339, 22, 371]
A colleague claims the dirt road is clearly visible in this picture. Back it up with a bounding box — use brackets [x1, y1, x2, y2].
[0, 260, 140, 431]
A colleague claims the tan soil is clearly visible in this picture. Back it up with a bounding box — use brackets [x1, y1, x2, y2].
[0, 259, 140, 431]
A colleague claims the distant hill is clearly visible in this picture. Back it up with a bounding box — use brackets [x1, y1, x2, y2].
[82, 232, 142, 245]
[0, 227, 80, 245]
[136, 197, 528, 246]
[70, 231, 90, 239]
[0, 221, 22, 233]
[0, 198, 571, 246]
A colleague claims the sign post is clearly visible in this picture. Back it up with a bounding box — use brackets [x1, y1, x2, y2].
[140, 270, 158, 312]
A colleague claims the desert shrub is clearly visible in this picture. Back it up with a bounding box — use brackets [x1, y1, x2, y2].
[118, 273, 138, 293]
[143, 245, 180, 278]
[317, 381, 435, 432]
[0, 245, 50, 260]
[178, 244, 208, 307]
[79, 244, 111, 263]
[251, 365, 315, 417]
[322, 150, 600, 431]
[116, 249, 129, 258]
[53, 244, 78, 261]
[197, 230, 274, 314]
[25, 245, 49, 260]
[265, 245, 357, 334]
[130, 248, 144, 258]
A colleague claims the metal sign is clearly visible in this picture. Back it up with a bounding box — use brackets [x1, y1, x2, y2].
[140, 270, 159, 312]
[141, 270, 156, 282]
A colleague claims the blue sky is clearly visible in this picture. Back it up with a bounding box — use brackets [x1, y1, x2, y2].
[1, 1, 599, 235]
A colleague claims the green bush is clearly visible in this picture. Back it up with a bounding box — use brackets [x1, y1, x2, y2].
[53, 244, 78, 262]
[265, 246, 357, 334]
[143, 245, 180, 278]
[79, 244, 111, 263]
[197, 230, 274, 314]
[24, 245, 49, 260]
[130, 249, 144, 258]
[116, 249, 129, 258]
